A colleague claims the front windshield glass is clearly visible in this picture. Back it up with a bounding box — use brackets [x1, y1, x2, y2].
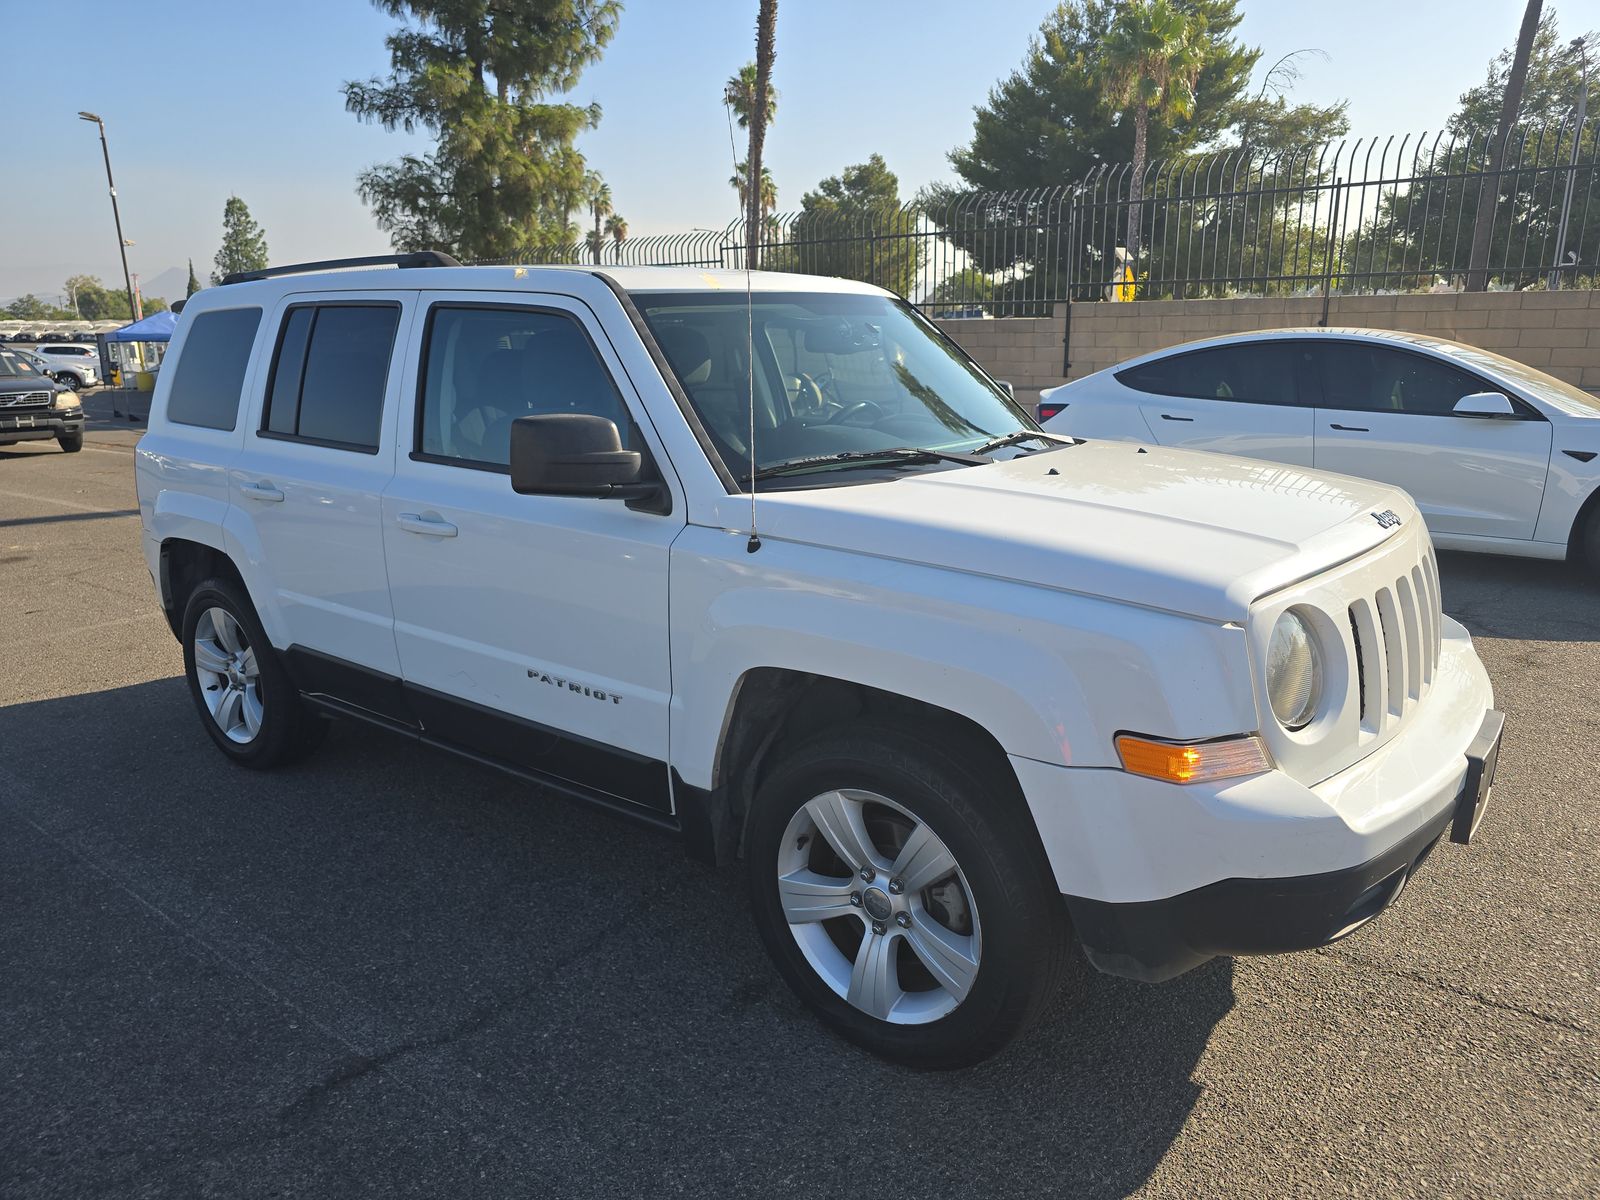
[0, 349, 43, 378]
[637, 291, 1040, 485]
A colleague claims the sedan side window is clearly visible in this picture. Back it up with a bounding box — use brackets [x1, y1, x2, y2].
[1116, 344, 1304, 406]
[417, 305, 633, 470]
[1317, 344, 1509, 417]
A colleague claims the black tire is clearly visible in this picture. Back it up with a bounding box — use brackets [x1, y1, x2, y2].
[57, 431, 83, 453]
[1580, 505, 1600, 582]
[53, 372, 77, 388]
[746, 724, 1080, 1068]
[180, 576, 327, 768]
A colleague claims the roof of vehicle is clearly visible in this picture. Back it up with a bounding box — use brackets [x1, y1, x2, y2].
[1106, 326, 1483, 368]
[183, 263, 888, 313]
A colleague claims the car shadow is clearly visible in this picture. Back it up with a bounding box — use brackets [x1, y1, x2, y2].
[0, 676, 1230, 1198]
[1436, 550, 1600, 643]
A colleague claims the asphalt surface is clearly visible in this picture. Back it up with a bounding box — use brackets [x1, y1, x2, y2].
[2, 400, 1597, 1198]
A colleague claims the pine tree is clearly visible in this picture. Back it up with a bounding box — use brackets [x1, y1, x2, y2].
[186, 259, 202, 297]
[344, 1, 622, 260]
[211, 197, 269, 285]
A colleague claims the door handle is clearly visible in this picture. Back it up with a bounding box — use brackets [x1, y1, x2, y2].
[396, 512, 458, 538]
[1329, 423, 1370, 432]
[1159, 413, 1194, 422]
[239, 481, 285, 503]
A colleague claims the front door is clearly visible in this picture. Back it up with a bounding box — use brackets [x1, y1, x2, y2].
[1116, 340, 1317, 467]
[380, 293, 684, 811]
[1309, 341, 1552, 540]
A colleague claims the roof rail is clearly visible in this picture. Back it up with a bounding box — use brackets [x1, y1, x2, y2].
[219, 250, 462, 286]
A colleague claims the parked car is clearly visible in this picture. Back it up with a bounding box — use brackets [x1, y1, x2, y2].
[135, 258, 1501, 1066]
[0, 347, 84, 451]
[1041, 328, 1600, 568]
[24, 343, 99, 389]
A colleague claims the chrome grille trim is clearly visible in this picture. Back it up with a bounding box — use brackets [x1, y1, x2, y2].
[0, 390, 51, 409]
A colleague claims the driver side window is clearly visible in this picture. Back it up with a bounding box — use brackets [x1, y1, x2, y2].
[417, 305, 632, 470]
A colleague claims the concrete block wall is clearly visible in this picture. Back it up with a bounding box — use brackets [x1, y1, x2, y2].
[934, 291, 1600, 409]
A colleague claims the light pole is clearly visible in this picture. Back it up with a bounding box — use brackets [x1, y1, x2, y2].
[78, 111, 137, 324]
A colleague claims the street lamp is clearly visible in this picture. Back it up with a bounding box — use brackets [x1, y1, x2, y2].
[1548, 40, 1591, 290]
[78, 111, 138, 323]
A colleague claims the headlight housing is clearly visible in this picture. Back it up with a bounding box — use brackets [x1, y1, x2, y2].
[1266, 609, 1322, 730]
[53, 390, 80, 410]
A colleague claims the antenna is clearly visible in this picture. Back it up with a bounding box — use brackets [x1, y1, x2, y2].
[724, 97, 761, 553]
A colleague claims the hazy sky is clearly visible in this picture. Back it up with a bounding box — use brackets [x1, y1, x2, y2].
[3, 0, 1591, 302]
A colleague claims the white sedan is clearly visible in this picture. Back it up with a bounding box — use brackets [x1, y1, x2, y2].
[1040, 328, 1600, 566]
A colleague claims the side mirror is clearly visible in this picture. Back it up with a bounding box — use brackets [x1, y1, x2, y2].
[1453, 391, 1516, 419]
[997, 380, 1015, 399]
[509, 413, 658, 502]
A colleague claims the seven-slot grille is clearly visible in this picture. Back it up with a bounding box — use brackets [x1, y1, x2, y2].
[0, 391, 52, 409]
[1346, 549, 1442, 733]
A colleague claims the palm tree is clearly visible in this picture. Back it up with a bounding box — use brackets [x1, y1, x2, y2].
[1096, 0, 1205, 264]
[605, 212, 628, 251]
[724, 63, 778, 130]
[743, 2, 778, 267]
[729, 160, 777, 223]
[585, 173, 613, 264]
[1466, 0, 1544, 290]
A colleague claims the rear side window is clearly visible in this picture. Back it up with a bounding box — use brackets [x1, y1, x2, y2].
[261, 304, 400, 452]
[165, 307, 263, 431]
[1116, 343, 1308, 406]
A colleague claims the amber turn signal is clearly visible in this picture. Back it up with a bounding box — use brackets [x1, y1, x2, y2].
[1115, 733, 1273, 784]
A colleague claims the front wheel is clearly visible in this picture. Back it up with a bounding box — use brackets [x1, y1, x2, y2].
[57, 431, 83, 453]
[746, 725, 1079, 1067]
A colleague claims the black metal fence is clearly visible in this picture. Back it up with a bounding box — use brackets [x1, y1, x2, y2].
[502, 121, 1599, 314]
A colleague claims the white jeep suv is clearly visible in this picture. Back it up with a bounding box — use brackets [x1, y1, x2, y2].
[135, 255, 1502, 1066]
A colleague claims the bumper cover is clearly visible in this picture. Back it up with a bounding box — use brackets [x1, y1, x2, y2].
[0, 408, 83, 440]
[1066, 706, 1504, 982]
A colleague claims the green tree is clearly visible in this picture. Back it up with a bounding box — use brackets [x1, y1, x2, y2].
[776, 155, 923, 297]
[4, 294, 75, 321]
[724, 63, 778, 132]
[211, 196, 269, 285]
[586, 173, 612, 263]
[63, 275, 133, 321]
[605, 212, 628, 247]
[1466, 0, 1543, 289]
[1096, 0, 1207, 258]
[729, 160, 777, 223]
[344, 0, 621, 261]
[186, 259, 202, 297]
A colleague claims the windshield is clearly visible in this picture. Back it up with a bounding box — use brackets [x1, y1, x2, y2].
[636, 291, 1040, 485]
[1443, 341, 1600, 417]
[0, 349, 44, 379]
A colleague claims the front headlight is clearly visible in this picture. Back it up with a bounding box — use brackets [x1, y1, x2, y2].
[53, 390, 80, 410]
[1266, 609, 1322, 730]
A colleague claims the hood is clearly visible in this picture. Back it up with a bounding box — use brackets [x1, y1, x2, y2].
[750, 441, 1418, 622]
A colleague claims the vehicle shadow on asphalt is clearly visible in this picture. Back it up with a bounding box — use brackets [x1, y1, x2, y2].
[1, 676, 1230, 1197]
[1436, 551, 1599, 643]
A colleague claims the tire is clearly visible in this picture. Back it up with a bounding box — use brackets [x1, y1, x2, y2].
[53, 372, 76, 388]
[180, 576, 327, 768]
[746, 724, 1080, 1067]
[57, 432, 83, 453]
[1580, 505, 1600, 582]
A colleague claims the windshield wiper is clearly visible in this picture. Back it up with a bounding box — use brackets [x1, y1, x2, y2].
[747, 446, 988, 483]
[967, 430, 1067, 456]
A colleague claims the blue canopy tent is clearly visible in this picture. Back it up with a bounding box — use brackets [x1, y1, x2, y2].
[102, 309, 178, 418]
[105, 310, 177, 342]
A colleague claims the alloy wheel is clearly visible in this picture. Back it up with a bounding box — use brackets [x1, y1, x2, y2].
[192, 607, 264, 744]
[776, 788, 982, 1024]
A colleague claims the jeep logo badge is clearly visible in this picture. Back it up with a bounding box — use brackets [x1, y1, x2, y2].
[1371, 509, 1401, 529]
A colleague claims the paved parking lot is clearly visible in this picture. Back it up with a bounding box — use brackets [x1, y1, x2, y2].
[2, 410, 1597, 1198]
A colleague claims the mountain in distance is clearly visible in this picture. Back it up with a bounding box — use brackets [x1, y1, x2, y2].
[140, 266, 190, 304]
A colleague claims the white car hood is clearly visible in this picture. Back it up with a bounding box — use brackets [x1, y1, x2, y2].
[749, 440, 1417, 622]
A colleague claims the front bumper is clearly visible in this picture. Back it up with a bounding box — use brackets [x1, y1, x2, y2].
[1010, 615, 1498, 981]
[0, 407, 83, 440]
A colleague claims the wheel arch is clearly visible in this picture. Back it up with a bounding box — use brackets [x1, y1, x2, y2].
[1567, 480, 1600, 563]
[158, 537, 249, 640]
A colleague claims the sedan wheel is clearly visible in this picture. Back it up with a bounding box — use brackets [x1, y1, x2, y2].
[777, 788, 982, 1024]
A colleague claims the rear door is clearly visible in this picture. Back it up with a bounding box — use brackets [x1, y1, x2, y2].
[1116, 341, 1317, 466]
[228, 292, 414, 697]
[1310, 341, 1552, 539]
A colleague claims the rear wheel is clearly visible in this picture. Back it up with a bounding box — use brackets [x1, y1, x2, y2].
[181, 577, 327, 768]
[57, 432, 83, 453]
[746, 725, 1079, 1067]
[1581, 505, 1600, 581]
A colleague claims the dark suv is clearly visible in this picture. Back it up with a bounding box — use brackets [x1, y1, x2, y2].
[0, 347, 84, 452]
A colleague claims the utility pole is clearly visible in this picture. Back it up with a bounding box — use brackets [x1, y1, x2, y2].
[78, 111, 138, 323]
[1465, 0, 1543, 291]
[1549, 39, 1590, 289]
